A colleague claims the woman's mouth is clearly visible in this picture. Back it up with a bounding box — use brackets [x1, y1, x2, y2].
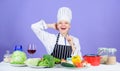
[61, 28, 66, 30]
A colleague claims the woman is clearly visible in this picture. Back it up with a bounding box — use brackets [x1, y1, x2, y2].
[31, 7, 82, 60]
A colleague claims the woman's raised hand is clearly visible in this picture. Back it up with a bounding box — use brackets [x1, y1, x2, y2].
[47, 23, 58, 30]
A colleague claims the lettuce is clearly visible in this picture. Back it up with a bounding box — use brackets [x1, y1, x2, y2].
[25, 58, 40, 66]
[10, 51, 27, 64]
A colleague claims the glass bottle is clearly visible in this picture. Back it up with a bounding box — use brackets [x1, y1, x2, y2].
[106, 48, 117, 65]
[98, 48, 108, 64]
[14, 45, 23, 51]
[3, 50, 11, 63]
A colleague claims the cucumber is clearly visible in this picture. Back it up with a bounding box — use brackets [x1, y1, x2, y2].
[61, 62, 75, 67]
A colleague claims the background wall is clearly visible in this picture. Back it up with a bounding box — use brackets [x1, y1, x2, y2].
[0, 0, 120, 62]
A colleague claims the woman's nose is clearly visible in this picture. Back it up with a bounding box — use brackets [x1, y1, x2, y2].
[62, 23, 66, 26]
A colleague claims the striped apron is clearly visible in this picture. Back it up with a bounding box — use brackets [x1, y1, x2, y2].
[51, 33, 72, 59]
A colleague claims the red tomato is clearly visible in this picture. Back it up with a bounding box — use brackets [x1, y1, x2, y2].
[81, 60, 88, 63]
[75, 63, 83, 68]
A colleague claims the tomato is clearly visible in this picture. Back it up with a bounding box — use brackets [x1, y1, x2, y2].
[81, 60, 88, 64]
[75, 63, 83, 68]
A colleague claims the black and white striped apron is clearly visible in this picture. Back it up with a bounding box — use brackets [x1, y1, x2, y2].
[51, 33, 72, 59]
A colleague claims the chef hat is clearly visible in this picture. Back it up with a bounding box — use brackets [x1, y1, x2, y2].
[57, 7, 72, 23]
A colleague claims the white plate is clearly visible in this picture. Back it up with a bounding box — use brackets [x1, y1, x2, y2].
[27, 65, 47, 68]
[10, 64, 27, 67]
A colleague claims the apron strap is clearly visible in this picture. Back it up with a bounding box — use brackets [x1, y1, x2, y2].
[55, 33, 60, 44]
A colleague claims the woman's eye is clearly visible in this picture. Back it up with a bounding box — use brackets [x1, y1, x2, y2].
[59, 22, 62, 24]
[65, 22, 69, 24]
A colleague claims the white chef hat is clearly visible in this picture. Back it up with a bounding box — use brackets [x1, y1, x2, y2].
[57, 7, 72, 23]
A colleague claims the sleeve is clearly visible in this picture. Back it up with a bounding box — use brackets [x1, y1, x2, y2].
[71, 38, 83, 60]
[31, 20, 56, 54]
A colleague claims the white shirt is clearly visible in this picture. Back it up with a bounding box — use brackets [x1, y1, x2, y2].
[31, 20, 82, 58]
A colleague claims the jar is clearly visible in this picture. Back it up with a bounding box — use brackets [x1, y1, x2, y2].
[97, 48, 108, 64]
[3, 50, 11, 63]
[106, 48, 117, 65]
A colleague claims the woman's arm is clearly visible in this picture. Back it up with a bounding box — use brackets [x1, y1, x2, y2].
[73, 38, 83, 59]
[31, 20, 57, 54]
[65, 35, 76, 54]
[47, 23, 58, 30]
[68, 37, 82, 59]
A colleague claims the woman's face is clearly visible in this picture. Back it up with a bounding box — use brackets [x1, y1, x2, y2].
[57, 20, 71, 34]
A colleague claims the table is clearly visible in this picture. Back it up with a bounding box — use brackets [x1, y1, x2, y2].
[0, 62, 120, 71]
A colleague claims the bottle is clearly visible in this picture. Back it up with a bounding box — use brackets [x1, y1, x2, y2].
[14, 45, 23, 51]
[3, 50, 11, 63]
[98, 48, 108, 64]
[106, 48, 117, 65]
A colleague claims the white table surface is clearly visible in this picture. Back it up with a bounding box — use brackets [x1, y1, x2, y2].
[0, 62, 120, 71]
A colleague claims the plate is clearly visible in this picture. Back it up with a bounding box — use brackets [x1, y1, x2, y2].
[10, 64, 27, 67]
[27, 65, 47, 68]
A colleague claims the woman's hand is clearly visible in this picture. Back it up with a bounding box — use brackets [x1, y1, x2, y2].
[65, 35, 74, 45]
[65, 35, 76, 54]
[47, 23, 58, 30]
[65, 35, 73, 43]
